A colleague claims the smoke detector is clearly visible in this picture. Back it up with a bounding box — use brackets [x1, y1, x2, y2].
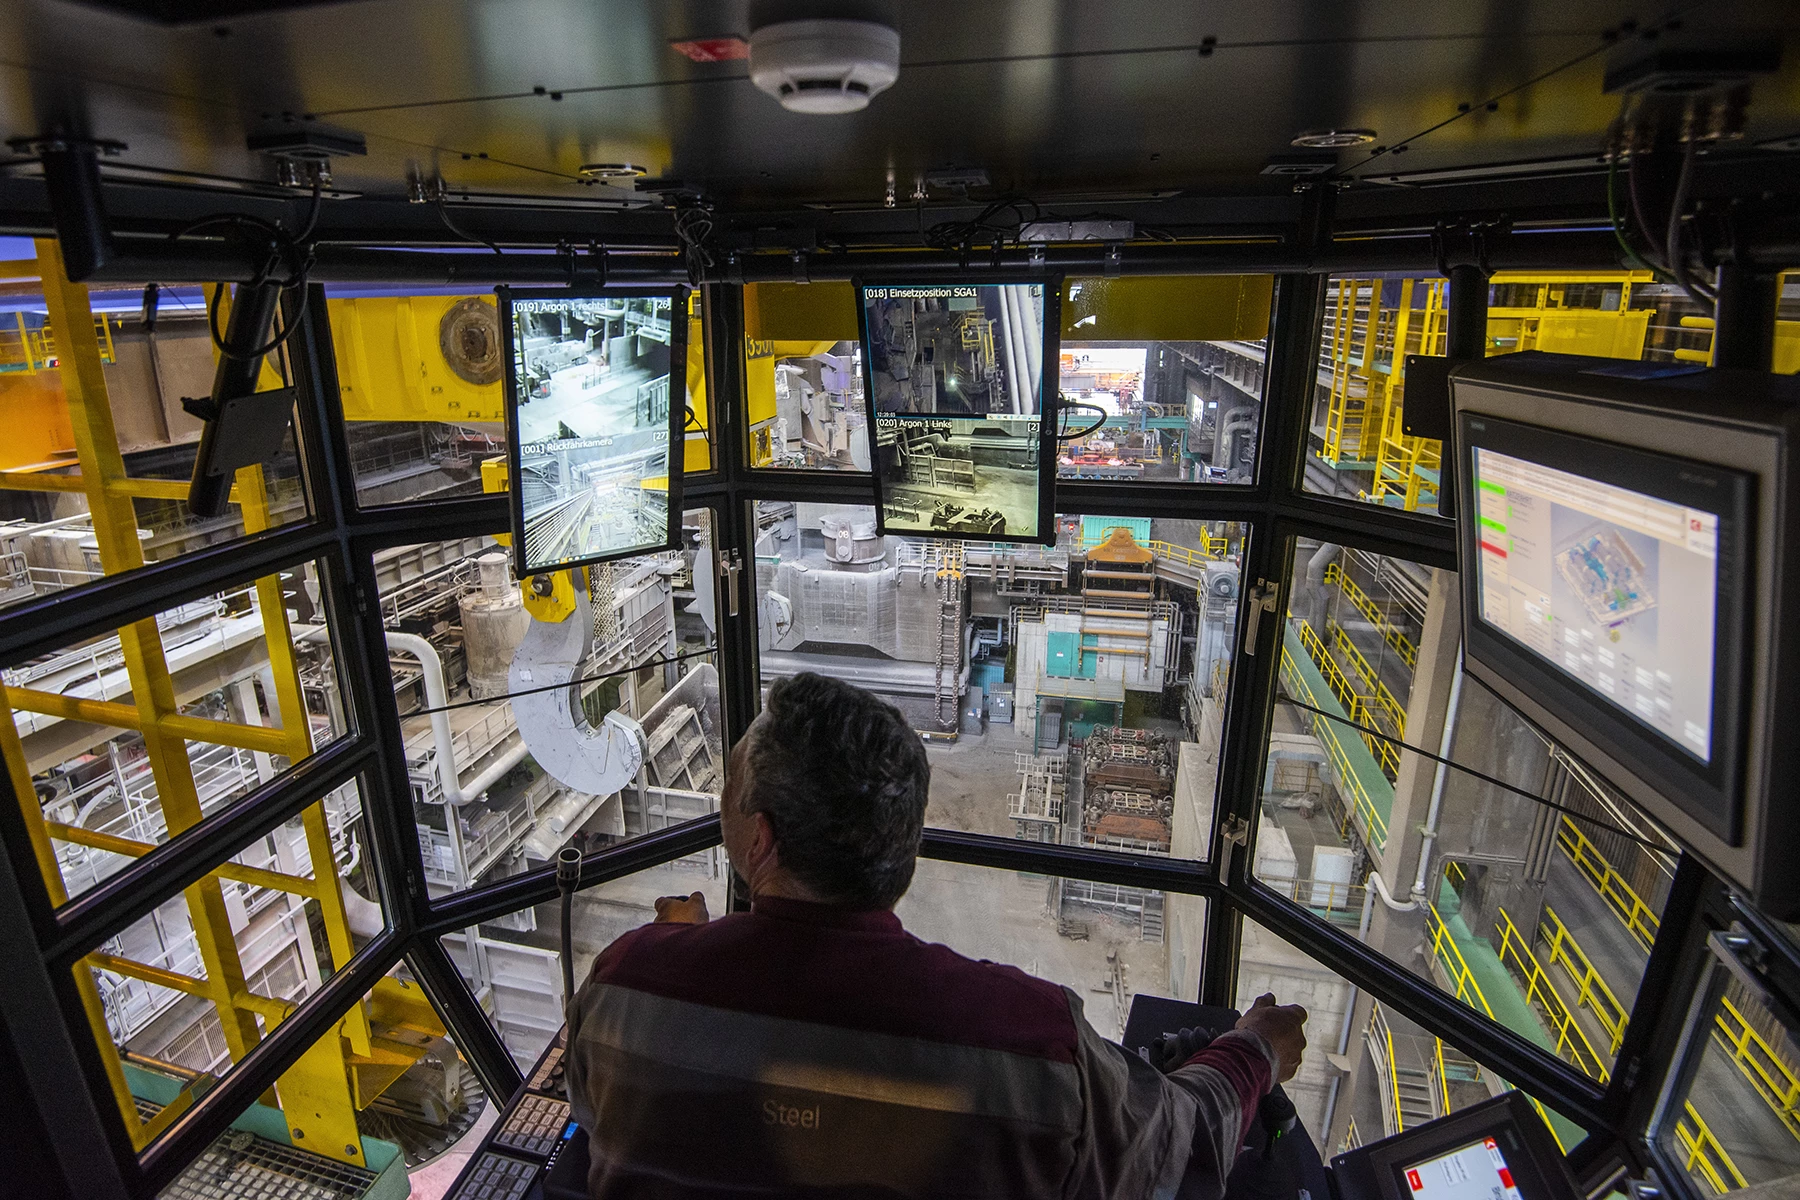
[1291, 129, 1377, 149]
[748, 18, 900, 114]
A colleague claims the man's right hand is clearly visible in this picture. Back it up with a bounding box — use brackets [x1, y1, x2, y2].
[654, 891, 710, 924]
[1236, 993, 1307, 1082]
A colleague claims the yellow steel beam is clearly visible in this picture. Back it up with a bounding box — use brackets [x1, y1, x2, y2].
[44, 821, 319, 899]
[7, 685, 301, 757]
[39, 240, 267, 1131]
[85, 951, 211, 999]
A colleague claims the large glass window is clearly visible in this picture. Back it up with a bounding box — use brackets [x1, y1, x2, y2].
[336, 287, 709, 505]
[1237, 915, 1589, 1157]
[7, 558, 352, 906]
[378, 511, 720, 897]
[1300, 272, 1739, 517]
[69, 778, 387, 1154]
[896, 857, 1203, 1040]
[443, 856, 728, 1073]
[1059, 276, 1274, 484]
[0, 249, 310, 611]
[1655, 971, 1800, 1198]
[753, 503, 1242, 856]
[1255, 540, 1679, 1098]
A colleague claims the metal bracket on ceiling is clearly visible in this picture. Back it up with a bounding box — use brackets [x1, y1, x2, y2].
[1103, 243, 1123, 277]
[1432, 216, 1510, 279]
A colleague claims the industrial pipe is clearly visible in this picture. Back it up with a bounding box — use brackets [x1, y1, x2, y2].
[1303, 542, 1340, 636]
[1005, 285, 1033, 413]
[385, 631, 529, 806]
[1410, 648, 1465, 904]
[1357, 869, 1419, 943]
[1000, 282, 1029, 413]
[1020, 286, 1043, 401]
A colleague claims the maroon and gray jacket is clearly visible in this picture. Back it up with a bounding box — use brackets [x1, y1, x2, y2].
[565, 897, 1276, 1199]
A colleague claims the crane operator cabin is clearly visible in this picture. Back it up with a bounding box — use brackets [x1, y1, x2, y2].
[1, 1, 1799, 1199]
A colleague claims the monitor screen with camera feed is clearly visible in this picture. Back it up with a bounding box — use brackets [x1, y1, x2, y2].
[501, 287, 685, 577]
[857, 281, 1058, 544]
[1458, 408, 1751, 845]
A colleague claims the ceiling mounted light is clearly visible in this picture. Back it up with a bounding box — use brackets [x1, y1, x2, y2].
[748, 18, 901, 115]
[1290, 129, 1378, 149]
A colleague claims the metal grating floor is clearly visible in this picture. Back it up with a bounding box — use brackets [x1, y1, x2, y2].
[161, 1130, 378, 1200]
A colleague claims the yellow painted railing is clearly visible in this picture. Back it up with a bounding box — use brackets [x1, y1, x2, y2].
[1146, 534, 1230, 568]
[1280, 639, 1388, 849]
[1714, 995, 1800, 1141]
[1556, 816, 1660, 952]
[1677, 1103, 1748, 1195]
[1372, 1001, 1408, 1134]
[1329, 620, 1407, 730]
[1496, 908, 1611, 1084]
[1426, 901, 1495, 1023]
[1296, 617, 1403, 781]
[1323, 561, 1418, 667]
[1369, 277, 1447, 511]
[1424, 899, 1565, 1152]
[1538, 906, 1630, 1054]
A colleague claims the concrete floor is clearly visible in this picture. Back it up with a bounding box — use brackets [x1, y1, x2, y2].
[920, 727, 1032, 837]
[897, 856, 1179, 1041]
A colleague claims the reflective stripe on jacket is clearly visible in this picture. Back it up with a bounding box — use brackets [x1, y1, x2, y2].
[565, 897, 1275, 1199]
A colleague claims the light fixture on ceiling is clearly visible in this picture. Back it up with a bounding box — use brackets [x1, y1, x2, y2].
[579, 163, 649, 182]
[748, 18, 901, 115]
[1290, 129, 1378, 149]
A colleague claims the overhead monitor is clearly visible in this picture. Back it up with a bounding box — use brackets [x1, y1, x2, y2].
[1453, 352, 1800, 917]
[499, 286, 685, 577]
[857, 281, 1058, 543]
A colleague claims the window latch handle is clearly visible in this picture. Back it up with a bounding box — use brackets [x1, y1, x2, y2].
[718, 550, 742, 618]
[1242, 578, 1279, 655]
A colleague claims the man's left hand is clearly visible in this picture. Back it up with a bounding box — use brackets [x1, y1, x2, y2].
[654, 892, 710, 924]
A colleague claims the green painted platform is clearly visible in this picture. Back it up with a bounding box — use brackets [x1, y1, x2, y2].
[1281, 622, 1394, 845]
[1434, 885, 1587, 1151]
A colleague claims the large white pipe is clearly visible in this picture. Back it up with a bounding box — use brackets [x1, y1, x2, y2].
[1357, 868, 1419, 943]
[1411, 646, 1465, 903]
[386, 631, 526, 806]
[1004, 286, 1033, 414]
[1017, 286, 1043, 408]
[995, 289, 1024, 415]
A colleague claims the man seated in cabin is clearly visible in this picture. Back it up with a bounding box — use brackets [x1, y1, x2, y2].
[565, 672, 1307, 1199]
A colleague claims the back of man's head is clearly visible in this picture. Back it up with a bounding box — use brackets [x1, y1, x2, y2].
[744, 673, 931, 909]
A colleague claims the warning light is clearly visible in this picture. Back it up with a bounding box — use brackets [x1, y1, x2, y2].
[671, 36, 750, 63]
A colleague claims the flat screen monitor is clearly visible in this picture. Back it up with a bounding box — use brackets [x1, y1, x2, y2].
[857, 281, 1058, 543]
[1452, 352, 1800, 917]
[1460, 412, 1751, 843]
[500, 286, 685, 577]
[1330, 1092, 1579, 1200]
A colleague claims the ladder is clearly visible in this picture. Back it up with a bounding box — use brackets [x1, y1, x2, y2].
[932, 542, 965, 731]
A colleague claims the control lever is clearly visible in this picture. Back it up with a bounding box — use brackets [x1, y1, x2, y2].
[556, 846, 582, 1005]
